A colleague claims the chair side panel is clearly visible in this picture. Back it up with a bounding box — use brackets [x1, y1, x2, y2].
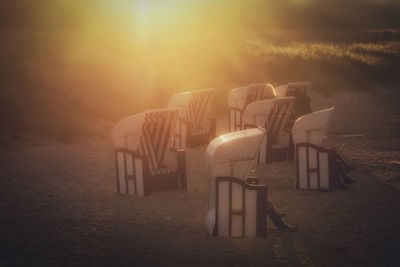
[135, 158, 145, 196]
[319, 151, 330, 189]
[231, 182, 244, 237]
[116, 152, 127, 194]
[309, 147, 319, 189]
[297, 146, 308, 189]
[244, 189, 257, 237]
[125, 153, 136, 195]
[217, 181, 230, 236]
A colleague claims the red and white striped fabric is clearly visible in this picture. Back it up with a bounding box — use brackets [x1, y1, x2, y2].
[266, 98, 295, 142]
[138, 109, 179, 172]
[185, 89, 215, 135]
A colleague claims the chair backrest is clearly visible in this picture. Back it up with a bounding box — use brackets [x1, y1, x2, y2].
[242, 98, 276, 129]
[227, 83, 276, 111]
[113, 108, 179, 171]
[186, 88, 215, 132]
[275, 82, 311, 97]
[266, 97, 296, 142]
[168, 88, 215, 131]
[242, 97, 294, 131]
[292, 107, 334, 146]
[205, 128, 265, 211]
[241, 97, 294, 163]
[138, 108, 179, 170]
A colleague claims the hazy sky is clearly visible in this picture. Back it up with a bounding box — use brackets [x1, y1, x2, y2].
[0, 0, 399, 30]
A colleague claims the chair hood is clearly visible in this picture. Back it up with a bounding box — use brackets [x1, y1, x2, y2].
[292, 107, 334, 146]
[205, 127, 265, 179]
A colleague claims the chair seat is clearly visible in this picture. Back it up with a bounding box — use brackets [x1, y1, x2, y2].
[150, 168, 177, 176]
[272, 143, 288, 149]
[191, 127, 209, 136]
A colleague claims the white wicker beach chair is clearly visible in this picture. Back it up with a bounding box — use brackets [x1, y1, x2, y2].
[228, 83, 276, 132]
[292, 107, 337, 190]
[113, 108, 187, 196]
[204, 128, 269, 237]
[168, 88, 216, 149]
[242, 97, 295, 163]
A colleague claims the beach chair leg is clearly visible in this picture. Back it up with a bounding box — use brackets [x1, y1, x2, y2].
[177, 150, 187, 190]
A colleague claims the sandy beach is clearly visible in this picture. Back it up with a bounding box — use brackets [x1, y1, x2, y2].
[1, 87, 399, 266]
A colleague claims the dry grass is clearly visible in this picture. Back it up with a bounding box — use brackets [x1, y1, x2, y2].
[240, 41, 400, 66]
[1, 29, 400, 139]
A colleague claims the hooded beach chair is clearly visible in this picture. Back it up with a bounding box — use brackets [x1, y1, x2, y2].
[228, 83, 276, 132]
[275, 82, 312, 120]
[292, 107, 338, 190]
[274, 82, 311, 98]
[113, 108, 187, 196]
[242, 97, 295, 163]
[204, 128, 269, 237]
[168, 88, 216, 149]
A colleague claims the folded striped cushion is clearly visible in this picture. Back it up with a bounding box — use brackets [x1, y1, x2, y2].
[186, 90, 213, 134]
[138, 109, 178, 172]
[266, 99, 293, 142]
[191, 127, 209, 136]
[150, 168, 177, 176]
[272, 144, 288, 149]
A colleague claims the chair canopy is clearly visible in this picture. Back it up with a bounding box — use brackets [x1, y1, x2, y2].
[292, 107, 334, 146]
[205, 127, 265, 210]
[113, 113, 145, 150]
[227, 83, 276, 111]
[168, 88, 215, 134]
[243, 97, 295, 136]
[275, 82, 311, 97]
[168, 92, 192, 109]
[113, 108, 179, 171]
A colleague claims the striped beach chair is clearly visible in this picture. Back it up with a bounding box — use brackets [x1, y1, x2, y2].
[274, 82, 311, 98]
[204, 128, 269, 238]
[292, 107, 337, 190]
[113, 108, 187, 196]
[168, 88, 216, 148]
[242, 97, 295, 163]
[228, 83, 276, 132]
[275, 82, 312, 120]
